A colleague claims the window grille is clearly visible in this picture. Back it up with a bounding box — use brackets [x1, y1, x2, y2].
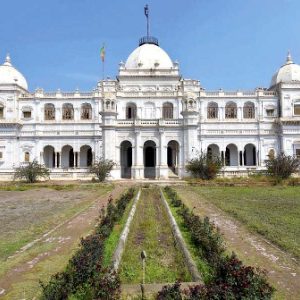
[162, 103, 173, 119]
[44, 104, 55, 120]
[81, 104, 92, 120]
[225, 103, 237, 119]
[243, 103, 255, 118]
[207, 102, 218, 119]
[62, 104, 74, 120]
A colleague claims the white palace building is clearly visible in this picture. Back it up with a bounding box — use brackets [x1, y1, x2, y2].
[1, 34, 300, 180]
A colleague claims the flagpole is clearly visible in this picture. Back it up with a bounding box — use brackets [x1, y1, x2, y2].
[101, 44, 105, 80]
[102, 59, 104, 80]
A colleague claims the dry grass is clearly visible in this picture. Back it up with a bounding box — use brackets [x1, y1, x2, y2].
[0, 184, 112, 267]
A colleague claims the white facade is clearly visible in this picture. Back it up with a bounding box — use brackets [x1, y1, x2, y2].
[1, 37, 300, 180]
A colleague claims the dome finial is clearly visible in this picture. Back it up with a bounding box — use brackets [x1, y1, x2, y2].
[286, 51, 293, 65]
[4, 53, 12, 66]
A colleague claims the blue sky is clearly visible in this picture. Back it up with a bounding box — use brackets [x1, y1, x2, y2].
[0, 0, 299, 91]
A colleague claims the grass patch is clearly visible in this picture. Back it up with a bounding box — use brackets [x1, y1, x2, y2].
[176, 185, 300, 259]
[120, 187, 191, 284]
[102, 188, 137, 267]
[162, 189, 213, 283]
[0, 184, 112, 272]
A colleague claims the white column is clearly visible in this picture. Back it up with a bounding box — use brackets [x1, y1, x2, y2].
[132, 130, 143, 179]
[159, 129, 168, 179]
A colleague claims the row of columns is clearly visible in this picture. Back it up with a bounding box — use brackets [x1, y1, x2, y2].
[40, 151, 95, 168]
[219, 150, 259, 166]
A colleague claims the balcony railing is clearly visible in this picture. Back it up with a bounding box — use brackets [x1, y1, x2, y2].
[139, 36, 159, 46]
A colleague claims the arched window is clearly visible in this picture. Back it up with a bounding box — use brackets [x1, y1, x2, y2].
[162, 102, 173, 119]
[225, 102, 237, 119]
[62, 103, 74, 120]
[0, 103, 4, 119]
[126, 103, 137, 119]
[81, 103, 92, 120]
[294, 103, 300, 115]
[243, 102, 255, 119]
[24, 151, 30, 162]
[44, 103, 55, 120]
[207, 102, 218, 119]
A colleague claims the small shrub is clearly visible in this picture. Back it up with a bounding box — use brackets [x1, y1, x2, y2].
[92, 269, 121, 300]
[265, 153, 300, 180]
[156, 281, 182, 300]
[13, 160, 50, 183]
[89, 157, 115, 182]
[186, 152, 222, 180]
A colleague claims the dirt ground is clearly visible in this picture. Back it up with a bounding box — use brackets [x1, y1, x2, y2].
[0, 183, 130, 299]
[175, 186, 300, 300]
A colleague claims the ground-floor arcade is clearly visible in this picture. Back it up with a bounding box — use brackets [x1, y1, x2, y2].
[118, 139, 181, 179]
[42, 144, 94, 169]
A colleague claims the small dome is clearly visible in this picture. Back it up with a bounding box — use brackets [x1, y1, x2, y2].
[0, 54, 28, 90]
[270, 52, 300, 87]
[125, 43, 174, 69]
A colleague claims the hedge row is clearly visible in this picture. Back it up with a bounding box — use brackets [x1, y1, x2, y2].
[159, 186, 275, 300]
[40, 187, 135, 300]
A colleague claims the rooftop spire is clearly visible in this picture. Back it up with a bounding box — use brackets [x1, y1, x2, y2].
[144, 4, 150, 38]
[286, 51, 293, 65]
[139, 4, 159, 46]
[3, 53, 12, 66]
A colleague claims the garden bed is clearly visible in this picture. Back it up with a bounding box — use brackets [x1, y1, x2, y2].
[159, 186, 274, 299]
[119, 187, 191, 284]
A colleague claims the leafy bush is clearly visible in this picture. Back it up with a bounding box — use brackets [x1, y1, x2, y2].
[161, 258, 275, 300]
[164, 186, 224, 267]
[162, 186, 275, 300]
[89, 157, 115, 182]
[13, 160, 50, 183]
[156, 281, 182, 300]
[265, 153, 300, 180]
[186, 152, 222, 180]
[40, 188, 135, 299]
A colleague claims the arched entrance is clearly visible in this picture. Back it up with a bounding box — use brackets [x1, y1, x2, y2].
[43, 145, 55, 168]
[144, 140, 156, 178]
[244, 144, 256, 166]
[167, 140, 179, 175]
[61, 145, 74, 168]
[225, 144, 238, 166]
[80, 145, 93, 167]
[120, 141, 132, 178]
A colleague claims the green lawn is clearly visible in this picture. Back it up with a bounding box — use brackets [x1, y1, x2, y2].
[175, 185, 300, 259]
[120, 187, 191, 284]
[0, 183, 112, 267]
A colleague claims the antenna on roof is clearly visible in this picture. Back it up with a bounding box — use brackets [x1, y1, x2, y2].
[144, 4, 150, 38]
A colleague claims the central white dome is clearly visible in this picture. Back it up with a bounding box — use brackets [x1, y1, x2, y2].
[125, 43, 173, 69]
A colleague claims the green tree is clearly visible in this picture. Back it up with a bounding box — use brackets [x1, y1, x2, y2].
[14, 160, 50, 183]
[265, 153, 300, 180]
[186, 152, 223, 180]
[89, 157, 115, 182]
